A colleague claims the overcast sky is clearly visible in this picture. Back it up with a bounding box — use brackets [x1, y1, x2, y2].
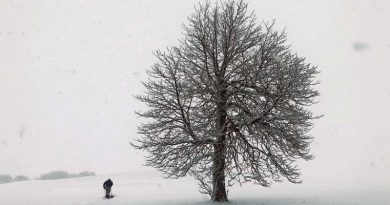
[0, 0, 389, 191]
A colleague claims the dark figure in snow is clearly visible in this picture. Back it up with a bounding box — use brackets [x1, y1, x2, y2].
[103, 178, 113, 198]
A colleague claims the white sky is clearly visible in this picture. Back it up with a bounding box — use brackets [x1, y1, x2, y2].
[0, 0, 389, 190]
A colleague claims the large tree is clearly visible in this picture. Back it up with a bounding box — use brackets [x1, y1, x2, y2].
[133, 0, 320, 202]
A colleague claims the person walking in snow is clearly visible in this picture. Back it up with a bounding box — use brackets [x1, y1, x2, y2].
[103, 178, 113, 198]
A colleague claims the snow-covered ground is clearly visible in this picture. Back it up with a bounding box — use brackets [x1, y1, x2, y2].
[1, 171, 388, 205]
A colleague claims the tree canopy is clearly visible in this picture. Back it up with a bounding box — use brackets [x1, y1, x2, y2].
[133, 0, 320, 202]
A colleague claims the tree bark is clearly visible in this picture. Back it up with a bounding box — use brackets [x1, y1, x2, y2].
[212, 141, 228, 202]
[212, 87, 229, 202]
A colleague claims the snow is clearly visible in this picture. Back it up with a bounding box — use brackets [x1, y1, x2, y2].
[0, 171, 388, 205]
[0, 1, 389, 204]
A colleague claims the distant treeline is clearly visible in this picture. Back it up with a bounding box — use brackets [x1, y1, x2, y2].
[38, 171, 96, 180]
[0, 171, 96, 184]
[0, 174, 29, 184]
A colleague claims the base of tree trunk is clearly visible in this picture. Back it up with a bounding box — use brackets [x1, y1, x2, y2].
[211, 186, 229, 202]
[211, 198, 229, 203]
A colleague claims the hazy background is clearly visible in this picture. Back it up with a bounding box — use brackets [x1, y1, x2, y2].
[0, 0, 389, 192]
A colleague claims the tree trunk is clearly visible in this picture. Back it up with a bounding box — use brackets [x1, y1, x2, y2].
[212, 141, 228, 202]
[212, 87, 228, 202]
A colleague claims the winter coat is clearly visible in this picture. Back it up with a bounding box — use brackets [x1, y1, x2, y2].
[103, 179, 113, 189]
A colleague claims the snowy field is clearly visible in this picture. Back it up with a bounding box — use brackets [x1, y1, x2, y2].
[0, 1, 390, 205]
[1, 171, 388, 205]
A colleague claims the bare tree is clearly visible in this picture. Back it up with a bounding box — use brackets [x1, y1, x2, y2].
[133, 0, 320, 202]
